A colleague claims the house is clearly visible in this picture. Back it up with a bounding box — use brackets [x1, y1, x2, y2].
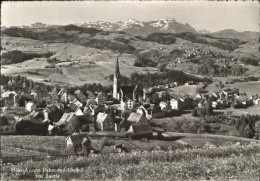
[196, 93, 202, 101]
[56, 112, 79, 128]
[1, 91, 18, 106]
[125, 123, 153, 139]
[84, 105, 104, 116]
[74, 107, 84, 116]
[65, 133, 91, 148]
[95, 93, 105, 105]
[159, 101, 167, 110]
[198, 101, 203, 108]
[182, 96, 194, 110]
[246, 97, 254, 106]
[30, 91, 38, 98]
[136, 104, 154, 120]
[58, 88, 69, 103]
[25, 102, 36, 112]
[121, 99, 135, 111]
[143, 88, 154, 100]
[95, 112, 115, 131]
[156, 91, 166, 99]
[86, 97, 97, 106]
[253, 97, 260, 106]
[43, 108, 51, 120]
[212, 101, 218, 109]
[152, 105, 165, 119]
[86, 91, 95, 99]
[127, 112, 148, 125]
[222, 89, 239, 98]
[27, 111, 44, 123]
[170, 98, 181, 110]
[74, 90, 86, 104]
[71, 98, 83, 108]
[1, 115, 16, 135]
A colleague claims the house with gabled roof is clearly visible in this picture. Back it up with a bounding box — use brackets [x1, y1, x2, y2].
[125, 123, 153, 139]
[127, 112, 148, 125]
[56, 112, 78, 128]
[159, 101, 168, 110]
[74, 90, 86, 104]
[25, 102, 36, 112]
[95, 112, 115, 131]
[1, 91, 18, 107]
[65, 133, 91, 149]
[74, 107, 84, 116]
[136, 104, 154, 120]
[86, 97, 97, 106]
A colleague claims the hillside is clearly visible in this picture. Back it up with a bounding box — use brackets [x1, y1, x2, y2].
[1, 135, 259, 180]
[211, 29, 259, 41]
[1, 24, 259, 87]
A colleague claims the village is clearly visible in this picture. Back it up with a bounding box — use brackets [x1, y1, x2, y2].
[1, 56, 260, 154]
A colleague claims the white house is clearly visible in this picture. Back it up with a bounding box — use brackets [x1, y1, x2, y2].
[136, 104, 154, 120]
[253, 98, 260, 106]
[25, 102, 36, 112]
[159, 101, 167, 110]
[74, 107, 84, 116]
[170, 98, 179, 110]
[196, 93, 202, 100]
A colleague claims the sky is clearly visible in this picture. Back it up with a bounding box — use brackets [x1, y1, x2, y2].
[1, 1, 259, 32]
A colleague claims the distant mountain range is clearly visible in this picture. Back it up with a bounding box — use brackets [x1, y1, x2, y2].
[76, 18, 197, 35]
[2, 18, 258, 40]
[211, 29, 259, 41]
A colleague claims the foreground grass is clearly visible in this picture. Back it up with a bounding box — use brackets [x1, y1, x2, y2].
[2, 144, 259, 180]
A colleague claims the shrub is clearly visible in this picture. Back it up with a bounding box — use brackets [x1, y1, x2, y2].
[240, 57, 259, 66]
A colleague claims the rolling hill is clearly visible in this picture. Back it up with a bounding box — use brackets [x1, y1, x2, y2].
[1, 21, 259, 87]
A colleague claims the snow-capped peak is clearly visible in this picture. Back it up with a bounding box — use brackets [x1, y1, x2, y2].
[151, 19, 169, 30]
[124, 19, 144, 27]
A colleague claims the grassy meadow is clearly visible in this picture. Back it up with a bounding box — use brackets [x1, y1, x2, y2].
[1, 135, 260, 180]
[1, 143, 259, 180]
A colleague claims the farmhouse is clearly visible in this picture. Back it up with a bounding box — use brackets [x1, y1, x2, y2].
[1, 115, 16, 135]
[65, 133, 91, 148]
[126, 123, 153, 139]
[1, 91, 18, 106]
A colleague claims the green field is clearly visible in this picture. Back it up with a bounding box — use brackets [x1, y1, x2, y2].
[1, 135, 259, 180]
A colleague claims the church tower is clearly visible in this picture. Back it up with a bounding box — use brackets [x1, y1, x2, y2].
[113, 57, 121, 100]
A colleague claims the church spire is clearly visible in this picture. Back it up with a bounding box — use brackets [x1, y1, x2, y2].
[115, 56, 121, 79]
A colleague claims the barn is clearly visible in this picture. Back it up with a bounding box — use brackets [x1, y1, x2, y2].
[126, 123, 153, 139]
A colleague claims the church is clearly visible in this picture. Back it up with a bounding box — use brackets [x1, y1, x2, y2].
[112, 57, 141, 110]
